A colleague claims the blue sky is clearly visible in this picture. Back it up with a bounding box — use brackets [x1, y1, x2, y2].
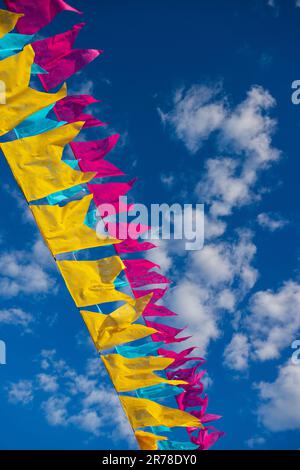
[1, 0, 300, 450]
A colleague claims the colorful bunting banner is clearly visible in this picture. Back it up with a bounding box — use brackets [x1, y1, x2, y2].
[0, 0, 223, 451]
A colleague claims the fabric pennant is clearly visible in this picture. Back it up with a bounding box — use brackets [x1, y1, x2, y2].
[0, 122, 94, 201]
[57, 256, 133, 307]
[0, 31, 34, 52]
[0, 45, 67, 136]
[54, 95, 105, 128]
[88, 180, 136, 206]
[142, 304, 178, 318]
[116, 341, 165, 359]
[30, 194, 120, 256]
[158, 440, 198, 451]
[0, 9, 22, 38]
[115, 238, 157, 254]
[119, 396, 203, 430]
[123, 259, 171, 288]
[4, 0, 81, 35]
[145, 320, 191, 344]
[135, 430, 167, 451]
[80, 295, 155, 350]
[133, 287, 168, 303]
[101, 354, 187, 392]
[137, 383, 184, 400]
[32, 23, 102, 90]
[71, 134, 120, 161]
[14, 104, 66, 139]
[157, 348, 205, 369]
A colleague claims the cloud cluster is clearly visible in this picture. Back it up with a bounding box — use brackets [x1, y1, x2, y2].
[257, 362, 300, 431]
[0, 238, 57, 299]
[7, 350, 134, 445]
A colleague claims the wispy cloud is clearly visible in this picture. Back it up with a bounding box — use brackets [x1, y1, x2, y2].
[6, 350, 135, 445]
[257, 212, 288, 231]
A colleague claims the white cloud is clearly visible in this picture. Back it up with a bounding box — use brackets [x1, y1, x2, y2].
[7, 350, 134, 445]
[247, 281, 300, 361]
[257, 212, 288, 231]
[168, 231, 257, 354]
[8, 380, 34, 405]
[257, 362, 300, 431]
[160, 174, 175, 188]
[37, 374, 59, 393]
[42, 396, 70, 426]
[224, 334, 250, 371]
[0, 308, 33, 329]
[246, 436, 266, 448]
[0, 242, 57, 299]
[158, 84, 227, 153]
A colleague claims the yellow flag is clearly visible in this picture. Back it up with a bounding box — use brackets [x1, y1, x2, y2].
[0, 9, 22, 39]
[0, 45, 67, 136]
[119, 396, 203, 430]
[57, 256, 133, 307]
[30, 194, 121, 256]
[1, 121, 95, 201]
[135, 430, 167, 450]
[81, 295, 155, 350]
[101, 354, 187, 392]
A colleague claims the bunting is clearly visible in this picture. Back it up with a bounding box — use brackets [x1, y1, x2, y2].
[0, 0, 223, 451]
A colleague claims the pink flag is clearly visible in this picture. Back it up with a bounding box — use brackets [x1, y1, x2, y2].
[97, 200, 134, 219]
[32, 24, 102, 90]
[39, 49, 102, 91]
[190, 429, 225, 450]
[33, 23, 84, 67]
[88, 180, 136, 206]
[177, 390, 206, 411]
[145, 320, 191, 344]
[133, 287, 168, 303]
[158, 348, 205, 369]
[54, 95, 105, 128]
[71, 135, 120, 161]
[5, 0, 81, 34]
[115, 239, 157, 254]
[167, 365, 205, 385]
[142, 304, 177, 317]
[105, 222, 150, 240]
[78, 159, 124, 178]
[123, 259, 171, 288]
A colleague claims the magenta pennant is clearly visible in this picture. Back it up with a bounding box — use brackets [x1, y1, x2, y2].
[157, 347, 205, 369]
[123, 259, 171, 288]
[106, 222, 150, 241]
[167, 365, 205, 385]
[177, 390, 206, 411]
[54, 95, 105, 128]
[190, 429, 225, 450]
[88, 180, 136, 206]
[71, 135, 120, 162]
[39, 49, 102, 91]
[145, 320, 191, 344]
[79, 159, 125, 178]
[133, 287, 168, 303]
[32, 23, 101, 91]
[33, 23, 85, 67]
[97, 200, 134, 219]
[4, 0, 81, 34]
[115, 238, 157, 254]
[142, 303, 177, 317]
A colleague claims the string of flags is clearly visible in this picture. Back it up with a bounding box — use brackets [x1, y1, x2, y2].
[0, 0, 224, 450]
